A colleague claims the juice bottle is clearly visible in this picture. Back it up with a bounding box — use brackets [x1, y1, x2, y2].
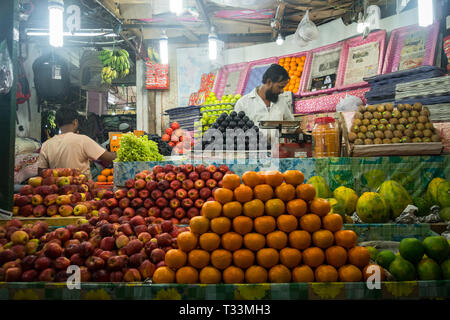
[312, 117, 339, 157]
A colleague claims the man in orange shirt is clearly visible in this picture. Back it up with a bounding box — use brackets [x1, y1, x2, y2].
[38, 107, 116, 179]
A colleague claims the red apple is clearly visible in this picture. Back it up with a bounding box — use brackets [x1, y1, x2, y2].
[123, 207, 136, 218]
[106, 198, 118, 208]
[187, 207, 200, 218]
[170, 180, 182, 190]
[118, 224, 133, 237]
[119, 197, 130, 209]
[169, 198, 180, 209]
[188, 188, 199, 200]
[161, 207, 173, 220]
[138, 189, 150, 199]
[114, 188, 127, 199]
[195, 164, 206, 173]
[200, 171, 211, 181]
[199, 187, 211, 199]
[131, 197, 144, 208]
[125, 179, 135, 189]
[127, 188, 138, 198]
[126, 239, 143, 256]
[54, 256, 70, 270]
[123, 268, 141, 282]
[151, 189, 163, 200]
[156, 197, 168, 208]
[150, 248, 165, 264]
[176, 188, 187, 200]
[163, 189, 175, 200]
[195, 179, 205, 190]
[146, 180, 158, 191]
[148, 207, 160, 218]
[194, 198, 205, 209]
[139, 260, 156, 279]
[165, 172, 176, 182]
[188, 172, 199, 181]
[176, 172, 186, 182]
[174, 207, 186, 220]
[157, 180, 170, 191]
[152, 165, 164, 175]
[143, 198, 155, 209]
[206, 179, 217, 188]
[156, 172, 166, 181]
[100, 236, 115, 251]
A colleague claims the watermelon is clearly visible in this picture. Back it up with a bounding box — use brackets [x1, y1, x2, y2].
[361, 169, 385, 190]
[426, 177, 446, 205]
[333, 186, 358, 216]
[306, 176, 332, 198]
[327, 198, 346, 217]
[412, 196, 430, 217]
[436, 180, 450, 208]
[379, 180, 413, 219]
[356, 192, 390, 223]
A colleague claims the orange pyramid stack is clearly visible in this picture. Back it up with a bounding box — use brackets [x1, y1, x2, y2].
[152, 170, 385, 284]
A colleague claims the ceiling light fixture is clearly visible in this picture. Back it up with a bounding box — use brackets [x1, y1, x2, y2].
[276, 33, 284, 46]
[418, 0, 433, 27]
[48, 0, 64, 47]
[160, 30, 169, 65]
[170, 0, 183, 16]
[208, 27, 218, 61]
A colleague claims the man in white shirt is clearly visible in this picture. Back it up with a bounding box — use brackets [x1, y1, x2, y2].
[235, 64, 297, 144]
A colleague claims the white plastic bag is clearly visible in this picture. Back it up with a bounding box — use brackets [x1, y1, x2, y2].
[336, 94, 363, 112]
[209, 0, 276, 9]
[296, 10, 319, 42]
[0, 40, 14, 95]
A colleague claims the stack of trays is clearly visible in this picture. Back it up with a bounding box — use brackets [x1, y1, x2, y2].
[395, 75, 450, 106]
[165, 106, 202, 131]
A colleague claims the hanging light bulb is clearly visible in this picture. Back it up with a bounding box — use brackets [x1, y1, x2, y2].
[170, 0, 183, 16]
[276, 33, 284, 46]
[208, 27, 218, 61]
[48, 0, 64, 47]
[160, 30, 169, 65]
[418, 0, 433, 27]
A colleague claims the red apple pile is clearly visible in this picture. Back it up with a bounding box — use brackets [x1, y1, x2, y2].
[0, 217, 187, 282]
[91, 164, 232, 225]
[161, 122, 194, 154]
[13, 168, 98, 218]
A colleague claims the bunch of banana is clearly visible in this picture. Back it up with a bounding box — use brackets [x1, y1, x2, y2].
[98, 49, 130, 84]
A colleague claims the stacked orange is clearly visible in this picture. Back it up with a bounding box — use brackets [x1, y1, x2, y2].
[153, 170, 385, 284]
[278, 56, 306, 93]
[97, 168, 114, 183]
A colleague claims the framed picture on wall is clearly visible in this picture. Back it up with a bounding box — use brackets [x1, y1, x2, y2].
[336, 30, 386, 90]
[300, 42, 344, 97]
[213, 62, 248, 98]
[382, 22, 440, 74]
[241, 57, 278, 96]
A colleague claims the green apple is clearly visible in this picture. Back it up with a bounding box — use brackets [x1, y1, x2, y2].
[235, 94, 242, 99]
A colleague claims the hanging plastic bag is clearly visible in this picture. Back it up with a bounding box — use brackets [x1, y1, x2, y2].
[296, 10, 319, 42]
[336, 94, 363, 112]
[0, 40, 14, 95]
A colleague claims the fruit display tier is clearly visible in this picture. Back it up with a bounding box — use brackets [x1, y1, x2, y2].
[0, 280, 448, 300]
[112, 155, 450, 197]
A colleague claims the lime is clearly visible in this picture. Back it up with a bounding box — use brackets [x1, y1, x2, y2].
[423, 236, 449, 263]
[366, 246, 379, 260]
[417, 258, 442, 280]
[441, 258, 450, 279]
[389, 256, 416, 281]
[399, 238, 425, 264]
[376, 250, 396, 269]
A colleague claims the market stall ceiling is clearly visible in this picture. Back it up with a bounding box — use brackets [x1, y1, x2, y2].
[111, 0, 398, 42]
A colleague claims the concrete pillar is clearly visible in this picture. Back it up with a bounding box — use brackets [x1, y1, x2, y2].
[136, 59, 149, 132]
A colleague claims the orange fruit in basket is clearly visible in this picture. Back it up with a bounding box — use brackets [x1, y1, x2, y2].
[334, 230, 358, 249]
[283, 170, 304, 185]
[312, 229, 335, 249]
[280, 247, 302, 268]
[269, 264, 292, 283]
[362, 264, 386, 281]
[300, 214, 321, 233]
[188, 249, 210, 269]
[296, 184, 316, 201]
[152, 266, 175, 284]
[338, 265, 363, 282]
[275, 183, 296, 201]
[177, 231, 198, 252]
[222, 173, 241, 190]
[234, 184, 253, 203]
[254, 216, 276, 235]
[309, 198, 331, 217]
[101, 169, 111, 176]
[289, 230, 311, 250]
[315, 265, 338, 282]
[242, 171, 261, 188]
[254, 184, 274, 202]
[265, 199, 285, 217]
[325, 245, 348, 268]
[232, 216, 253, 235]
[201, 201, 222, 219]
[213, 188, 234, 204]
[263, 171, 284, 187]
[221, 232, 243, 252]
[165, 249, 187, 270]
[189, 216, 210, 234]
[348, 246, 370, 268]
[199, 266, 221, 284]
[256, 248, 279, 268]
[245, 266, 268, 283]
[222, 201, 242, 218]
[277, 215, 298, 233]
[266, 231, 288, 250]
[243, 233, 266, 251]
[243, 199, 264, 218]
[210, 217, 231, 235]
[211, 249, 232, 270]
[223, 266, 244, 284]
[199, 232, 221, 252]
[233, 249, 255, 269]
[176, 266, 199, 284]
[97, 175, 107, 182]
[302, 247, 325, 268]
[292, 265, 315, 282]
[286, 199, 307, 217]
[107, 176, 114, 183]
[322, 214, 343, 232]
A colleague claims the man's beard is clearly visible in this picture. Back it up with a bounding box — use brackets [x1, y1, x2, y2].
[265, 89, 279, 103]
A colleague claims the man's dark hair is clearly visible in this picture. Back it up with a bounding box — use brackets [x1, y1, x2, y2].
[262, 64, 290, 84]
[55, 107, 79, 127]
